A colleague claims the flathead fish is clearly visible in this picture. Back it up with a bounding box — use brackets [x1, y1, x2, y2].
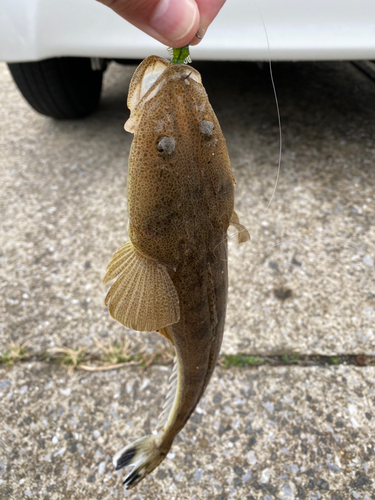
[103, 55, 249, 489]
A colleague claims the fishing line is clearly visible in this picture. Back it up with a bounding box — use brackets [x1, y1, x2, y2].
[250, 0, 282, 222]
[226, 9, 371, 265]
[218, 1, 282, 257]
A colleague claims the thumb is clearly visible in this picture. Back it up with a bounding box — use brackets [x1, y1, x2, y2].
[97, 0, 200, 48]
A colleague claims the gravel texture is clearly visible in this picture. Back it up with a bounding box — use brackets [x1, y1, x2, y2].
[1, 60, 374, 357]
[1, 362, 374, 499]
[1, 57, 375, 499]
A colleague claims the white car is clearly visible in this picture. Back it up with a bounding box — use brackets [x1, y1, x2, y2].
[1, 0, 375, 118]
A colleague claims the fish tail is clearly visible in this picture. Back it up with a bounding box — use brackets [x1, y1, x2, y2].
[113, 435, 168, 490]
[114, 334, 178, 489]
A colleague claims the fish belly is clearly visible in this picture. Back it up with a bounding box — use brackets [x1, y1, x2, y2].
[167, 237, 228, 434]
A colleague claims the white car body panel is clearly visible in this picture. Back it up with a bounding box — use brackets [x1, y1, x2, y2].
[1, 0, 375, 62]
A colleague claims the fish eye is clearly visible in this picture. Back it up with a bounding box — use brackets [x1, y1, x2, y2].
[156, 135, 176, 155]
[200, 120, 215, 136]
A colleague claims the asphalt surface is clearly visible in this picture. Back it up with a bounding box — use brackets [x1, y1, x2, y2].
[0, 58, 374, 499]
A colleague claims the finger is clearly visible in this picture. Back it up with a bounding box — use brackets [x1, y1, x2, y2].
[190, 0, 226, 45]
[97, 0, 200, 48]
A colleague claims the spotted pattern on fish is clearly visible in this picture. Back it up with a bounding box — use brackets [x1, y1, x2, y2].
[104, 56, 249, 489]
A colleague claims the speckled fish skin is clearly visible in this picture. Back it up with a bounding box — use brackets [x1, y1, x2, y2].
[103, 56, 249, 489]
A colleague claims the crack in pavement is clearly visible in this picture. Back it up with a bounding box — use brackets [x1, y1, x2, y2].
[1, 350, 373, 370]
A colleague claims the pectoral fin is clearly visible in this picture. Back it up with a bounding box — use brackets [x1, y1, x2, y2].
[103, 242, 180, 332]
[230, 211, 250, 244]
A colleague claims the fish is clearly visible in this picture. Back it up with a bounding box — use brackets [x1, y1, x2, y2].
[103, 55, 249, 489]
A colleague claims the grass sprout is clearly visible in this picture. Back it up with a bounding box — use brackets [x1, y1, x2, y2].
[48, 346, 87, 374]
[91, 335, 146, 370]
[330, 357, 341, 365]
[222, 354, 266, 368]
[0, 342, 29, 366]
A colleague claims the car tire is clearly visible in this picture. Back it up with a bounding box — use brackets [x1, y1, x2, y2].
[7, 57, 105, 119]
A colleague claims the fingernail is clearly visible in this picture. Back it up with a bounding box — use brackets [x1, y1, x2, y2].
[150, 0, 199, 45]
[189, 20, 208, 46]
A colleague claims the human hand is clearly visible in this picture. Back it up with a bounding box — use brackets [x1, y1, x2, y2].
[96, 0, 226, 48]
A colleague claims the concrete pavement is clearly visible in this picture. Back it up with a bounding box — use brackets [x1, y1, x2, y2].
[0, 60, 374, 356]
[0, 57, 375, 499]
[1, 363, 374, 499]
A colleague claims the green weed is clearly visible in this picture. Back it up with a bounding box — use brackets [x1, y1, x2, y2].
[0, 342, 28, 366]
[281, 354, 300, 363]
[329, 357, 341, 365]
[222, 354, 265, 368]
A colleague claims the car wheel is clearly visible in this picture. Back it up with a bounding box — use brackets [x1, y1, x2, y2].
[7, 57, 105, 119]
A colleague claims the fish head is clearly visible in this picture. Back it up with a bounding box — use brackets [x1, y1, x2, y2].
[125, 56, 234, 264]
[125, 55, 229, 179]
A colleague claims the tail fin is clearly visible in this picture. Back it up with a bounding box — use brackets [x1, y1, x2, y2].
[113, 435, 167, 489]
